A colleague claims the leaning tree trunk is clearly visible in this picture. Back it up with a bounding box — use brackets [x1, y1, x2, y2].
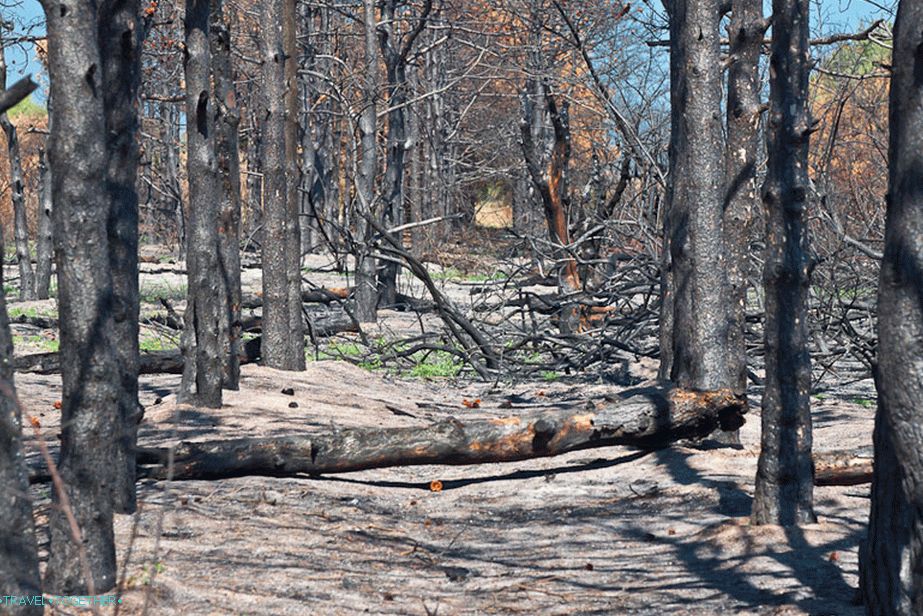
[0, 44, 36, 301]
[663, 0, 729, 392]
[260, 0, 306, 367]
[860, 1, 923, 612]
[181, 0, 224, 408]
[41, 0, 121, 593]
[0, 96, 41, 612]
[211, 0, 242, 389]
[751, 0, 815, 526]
[353, 0, 379, 323]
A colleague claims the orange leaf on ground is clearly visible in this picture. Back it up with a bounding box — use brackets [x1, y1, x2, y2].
[462, 399, 480, 409]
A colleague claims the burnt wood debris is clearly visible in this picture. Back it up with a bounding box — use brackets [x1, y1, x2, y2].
[0, 0, 915, 610]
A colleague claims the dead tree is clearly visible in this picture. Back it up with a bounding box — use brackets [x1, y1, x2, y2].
[41, 0, 134, 592]
[661, 0, 730, 392]
[260, 0, 306, 366]
[0, 80, 42, 616]
[375, 0, 433, 307]
[211, 0, 242, 389]
[724, 0, 764, 396]
[354, 0, 380, 323]
[181, 0, 224, 407]
[99, 0, 143, 514]
[520, 86, 581, 334]
[861, 1, 923, 612]
[751, 0, 815, 526]
[35, 143, 54, 299]
[137, 388, 746, 481]
[0, 38, 36, 300]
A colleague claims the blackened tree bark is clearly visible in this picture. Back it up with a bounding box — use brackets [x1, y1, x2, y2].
[662, 0, 729, 392]
[520, 87, 581, 334]
[0, 43, 36, 301]
[260, 0, 306, 365]
[354, 0, 379, 323]
[42, 0, 121, 592]
[0, 191, 41, 614]
[211, 0, 242, 389]
[282, 0, 304, 367]
[376, 0, 432, 307]
[860, 1, 923, 611]
[724, 0, 764, 396]
[35, 143, 54, 299]
[751, 0, 815, 526]
[99, 0, 142, 513]
[180, 0, 223, 407]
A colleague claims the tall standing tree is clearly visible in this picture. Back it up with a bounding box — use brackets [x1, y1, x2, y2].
[181, 0, 224, 407]
[260, 0, 306, 366]
[660, 0, 730, 392]
[0, 36, 36, 301]
[211, 0, 242, 389]
[751, 0, 815, 526]
[861, 1, 923, 611]
[724, 0, 763, 398]
[99, 0, 143, 513]
[42, 0, 141, 591]
[354, 0, 380, 323]
[0, 79, 42, 614]
[376, 0, 433, 307]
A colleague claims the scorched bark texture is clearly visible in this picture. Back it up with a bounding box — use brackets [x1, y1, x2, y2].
[41, 0, 121, 592]
[860, 1, 923, 613]
[136, 388, 746, 481]
[751, 0, 816, 526]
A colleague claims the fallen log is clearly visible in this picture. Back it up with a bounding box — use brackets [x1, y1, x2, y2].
[814, 449, 873, 486]
[241, 287, 350, 309]
[135, 388, 747, 481]
[14, 336, 263, 375]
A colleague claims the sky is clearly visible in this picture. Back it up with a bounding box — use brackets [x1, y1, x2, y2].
[0, 0, 898, 101]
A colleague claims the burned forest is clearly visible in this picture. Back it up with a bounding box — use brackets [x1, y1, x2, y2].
[0, 0, 916, 614]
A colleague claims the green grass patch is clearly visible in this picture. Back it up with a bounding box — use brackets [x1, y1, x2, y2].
[8, 306, 55, 320]
[139, 335, 178, 352]
[407, 350, 461, 379]
[540, 370, 560, 382]
[14, 334, 58, 353]
[140, 281, 187, 303]
[851, 397, 875, 409]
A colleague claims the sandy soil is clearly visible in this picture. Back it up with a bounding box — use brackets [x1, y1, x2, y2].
[9, 250, 878, 615]
[19, 358, 874, 616]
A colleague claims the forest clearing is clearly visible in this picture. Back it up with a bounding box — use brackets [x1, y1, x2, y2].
[0, 0, 919, 614]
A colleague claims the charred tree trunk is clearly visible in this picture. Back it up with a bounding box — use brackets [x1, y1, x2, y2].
[260, 0, 305, 368]
[860, 1, 923, 612]
[724, 0, 763, 396]
[35, 144, 54, 299]
[520, 88, 581, 334]
[282, 0, 305, 367]
[376, 0, 432, 308]
[164, 104, 185, 260]
[0, 128, 41, 610]
[751, 0, 815, 526]
[663, 0, 729, 392]
[137, 388, 746, 481]
[99, 0, 142, 513]
[0, 45, 36, 301]
[354, 0, 379, 323]
[244, 110, 262, 246]
[210, 0, 242, 389]
[181, 0, 224, 408]
[42, 0, 121, 592]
